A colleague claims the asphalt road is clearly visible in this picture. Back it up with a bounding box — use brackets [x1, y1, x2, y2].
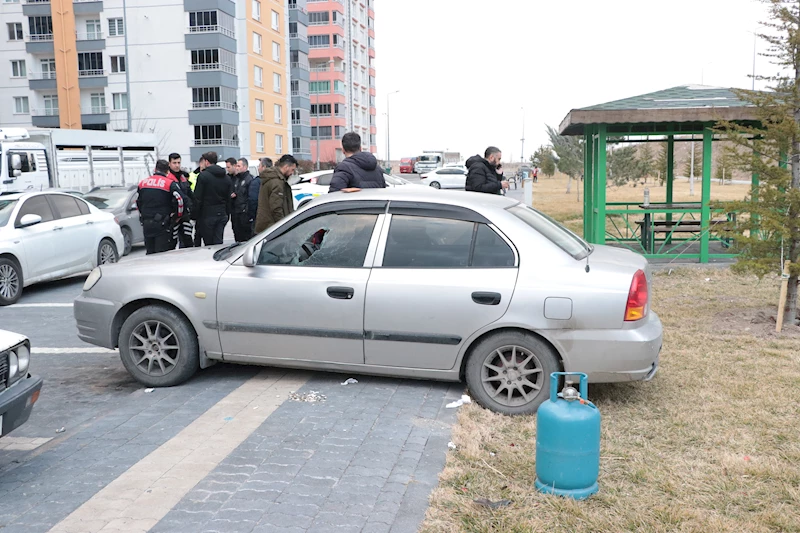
[0, 205, 462, 533]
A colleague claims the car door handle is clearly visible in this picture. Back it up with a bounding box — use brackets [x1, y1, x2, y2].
[85, 220, 94, 225]
[327, 286, 354, 300]
[472, 291, 501, 306]
[52, 226, 63, 231]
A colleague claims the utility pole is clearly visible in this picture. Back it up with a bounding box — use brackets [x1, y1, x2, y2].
[520, 107, 525, 163]
[122, 0, 132, 131]
[386, 90, 399, 168]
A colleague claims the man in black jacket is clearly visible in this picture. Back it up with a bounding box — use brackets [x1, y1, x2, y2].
[193, 151, 233, 245]
[137, 159, 184, 254]
[230, 157, 254, 242]
[168, 153, 195, 248]
[466, 146, 509, 194]
[328, 132, 387, 192]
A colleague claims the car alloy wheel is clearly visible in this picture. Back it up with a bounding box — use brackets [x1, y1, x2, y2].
[99, 240, 118, 265]
[0, 263, 20, 302]
[480, 344, 544, 408]
[122, 227, 132, 255]
[129, 320, 180, 377]
[430, 181, 441, 189]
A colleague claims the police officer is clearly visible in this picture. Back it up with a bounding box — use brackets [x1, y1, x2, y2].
[230, 157, 254, 242]
[137, 159, 184, 254]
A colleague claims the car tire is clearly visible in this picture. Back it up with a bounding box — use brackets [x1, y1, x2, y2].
[465, 331, 560, 416]
[0, 257, 22, 306]
[118, 305, 200, 387]
[97, 238, 119, 266]
[121, 227, 133, 256]
[430, 181, 441, 189]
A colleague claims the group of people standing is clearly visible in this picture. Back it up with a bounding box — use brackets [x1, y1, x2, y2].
[136, 150, 299, 255]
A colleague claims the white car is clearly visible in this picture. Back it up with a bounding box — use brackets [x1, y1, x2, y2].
[420, 167, 468, 189]
[290, 170, 417, 209]
[0, 191, 124, 305]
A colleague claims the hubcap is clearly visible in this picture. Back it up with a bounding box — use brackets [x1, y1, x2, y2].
[0, 264, 19, 300]
[100, 243, 117, 265]
[481, 345, 543, 407]
[123, 231, 132, 250]
[129, 320, 180, 376]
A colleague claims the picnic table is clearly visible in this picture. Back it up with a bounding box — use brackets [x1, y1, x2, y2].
[636, 203, 735, 254]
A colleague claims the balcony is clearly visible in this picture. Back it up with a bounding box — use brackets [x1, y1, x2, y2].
[291, 60, 310, 71]
[22, 1, 51, 16]
[188, 25, 235, 39]
[192, 101, 237, 111]
[191, 63, 236, 75]
[292, 118, 311, 126]
[192, 139, 238, 147]
[73, 0, 104, 15]
[78, 69, 108, 88]
[28, 71, 57, 90]
[25, 34, 54, 54]
[31, 108, 59, 128]
[76, 31, 105, 51]
[82, 106, 110, 126]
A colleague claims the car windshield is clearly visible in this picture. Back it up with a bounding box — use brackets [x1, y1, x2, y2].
[508, 204, 591, 260]
[288, 175, 303, 186]
[418, 155, 439, 162]
[0, 199, 18, 227]
[83, 189, 130, 210]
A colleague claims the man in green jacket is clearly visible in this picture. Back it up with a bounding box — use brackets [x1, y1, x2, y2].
[255, 154, 297, 233]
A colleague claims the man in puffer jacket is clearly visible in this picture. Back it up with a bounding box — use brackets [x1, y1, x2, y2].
[465, 146, 509, 194]
[328, 132, 387, 192]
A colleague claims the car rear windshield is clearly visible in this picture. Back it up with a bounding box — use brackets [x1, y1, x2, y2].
[508, 204, 590, 259]
[418, 155, 440, 162]
[83, 189, 130, 210]
[0, 199, 18, 227]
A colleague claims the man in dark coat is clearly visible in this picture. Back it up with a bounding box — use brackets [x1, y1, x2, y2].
[248, 157, 270, 233]
[465, 146, 509, 195]
[168, 153, 195, 248]
[328, 132, 387, 192]
[193, 151, 233, 245]
[255, 155, 297, 233]
[230, 157, 254, 242]
[137, 159, 184, 254]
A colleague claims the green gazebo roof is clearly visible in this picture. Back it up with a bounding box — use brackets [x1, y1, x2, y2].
[559, 85, 759, 136]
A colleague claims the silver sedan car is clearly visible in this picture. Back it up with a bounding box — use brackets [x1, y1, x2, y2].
[74, 189, 662, 415]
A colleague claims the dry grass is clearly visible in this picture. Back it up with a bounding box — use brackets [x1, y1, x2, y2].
[528, 174, 753, 237]
[420, 268, 800, 533]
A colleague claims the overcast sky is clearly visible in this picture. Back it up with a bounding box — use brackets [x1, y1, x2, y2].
[373, 0, 769, 163]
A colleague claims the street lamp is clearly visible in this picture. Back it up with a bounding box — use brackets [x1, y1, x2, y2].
[386, 90, 400, 169]
[520, 106, 525, 163]
[746, 30, 757, 90]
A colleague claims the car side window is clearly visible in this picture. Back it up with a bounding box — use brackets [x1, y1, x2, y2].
[77, 198, 91, 215]
[49, 195, 83, 219]
[472, 224, 515, 267]
[258, 213, 378, 267]
[383, 216, 473, 268]
[15, 196, 55, 225]
[315, 173, 334, 186]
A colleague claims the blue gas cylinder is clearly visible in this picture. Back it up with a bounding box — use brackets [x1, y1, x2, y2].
[534, 372, 600, 500]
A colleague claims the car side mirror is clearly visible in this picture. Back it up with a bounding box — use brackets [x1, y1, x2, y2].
[129, 202, 138, 212]
[10, 154, 22, 171]
[243, 242, 261, 267]
[18, 214, 42, 228]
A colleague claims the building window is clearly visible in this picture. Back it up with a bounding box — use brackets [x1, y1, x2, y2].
[193, 124, 238, 146]
[272, 42, 281, 62]
[310, 104, 331, 116]
[113, 92, 128, 110]
[10, 60, 25, 78]
[85, 19, 101, 40]
[40, 58, 56, 79]
[253, 32, 262, 54]
[192, 87, 236, 110]
[28, 16, 53, 39]
[256, 132, 265, 153]
[191, 49, 236, 74]
[13, 96, 29, 115]
[108, 18, 124, 37]
[78, 52, 103, 76]
[309, 35, 329, 49]
[90, 92, 106, 114]
[254, 65, 263, 87]
[7, 23, 23, 41]
[252, 0, 261, 21]
[189, 10, 235, 37]
[271, 10, 279, 31]
[255, 99, 264, 120]
[293, 137, 301, 152]
[273, 72, 281, 93]
[334, 80, 345, 94]
[310, 81, 330, 94]
[110, 56, 126, 73]
[311, 126, 332, 140]
[275, 135, 283, 155]
[274, 104, 282, 124]
[43, 95, 58, 115]
[308, 11, 329, 25]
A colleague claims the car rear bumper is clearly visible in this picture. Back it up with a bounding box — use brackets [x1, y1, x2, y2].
[74, 295, 120, 349]
[0, 375, 43, 437]
[547, 311, 663, 383]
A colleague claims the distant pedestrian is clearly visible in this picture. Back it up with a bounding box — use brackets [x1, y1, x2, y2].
[193, 151, 233, 245]
[168, 153, 195, 249]
[230, 157, 254, 242]
[137, 159, 184, 255]
[329, 132, 386, 192]
[533, 166, 540, 183]
[465, 146, 509, 194]
[249, 158, 272, 234]
[255, 154, 297, 233]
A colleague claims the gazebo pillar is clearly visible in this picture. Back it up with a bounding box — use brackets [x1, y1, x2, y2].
[583, 127, 594, 239]
[700, 125, 713, 263]
[666, 135, 675, 242]
[594, 125, 608, 243]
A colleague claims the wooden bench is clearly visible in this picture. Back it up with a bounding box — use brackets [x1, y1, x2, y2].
[647, 219, 730, 234]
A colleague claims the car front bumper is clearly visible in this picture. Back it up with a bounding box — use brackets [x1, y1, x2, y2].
[74, 295, 121, 349]
[0, 375, 43, 437]
[547, 311, 663, 383]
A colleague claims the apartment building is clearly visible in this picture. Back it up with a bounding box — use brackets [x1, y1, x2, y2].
[288, 0, 311, 160]
[304, 0, 376, 164]
[0, 0, 291, 166]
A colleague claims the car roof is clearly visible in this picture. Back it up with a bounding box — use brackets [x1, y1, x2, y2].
[310, 186, 519, 212]
[299, 170, 335, 179]
[0, 190, 78, 202]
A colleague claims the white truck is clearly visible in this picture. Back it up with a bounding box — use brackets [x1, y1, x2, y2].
[414, 151, 461, 174]
[0, 128, 158, 194]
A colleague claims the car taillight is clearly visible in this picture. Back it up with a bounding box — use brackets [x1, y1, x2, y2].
[624, 269, 648, 321]
[114, 217, 120, 225]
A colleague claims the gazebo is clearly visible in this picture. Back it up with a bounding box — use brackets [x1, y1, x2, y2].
[558, 85, 761, 263]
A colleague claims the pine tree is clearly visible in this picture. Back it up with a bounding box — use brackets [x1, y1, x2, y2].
[656, 142, 669, 185]
[637, 144, 655, 183]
